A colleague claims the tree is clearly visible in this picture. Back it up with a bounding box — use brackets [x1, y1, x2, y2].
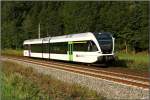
[1, 1, 149, 52]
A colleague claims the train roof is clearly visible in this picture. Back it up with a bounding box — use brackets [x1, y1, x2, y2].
[23, 32, 96, 44]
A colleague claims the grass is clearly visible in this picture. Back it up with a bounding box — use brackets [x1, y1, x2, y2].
[117, 52, 149, 63]
[1, 49, 23, 56]
[1, 61, 106, 100]
[113, 51, 149, 71]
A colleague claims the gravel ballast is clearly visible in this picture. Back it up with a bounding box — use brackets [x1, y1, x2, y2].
[2, 58, 149, 99]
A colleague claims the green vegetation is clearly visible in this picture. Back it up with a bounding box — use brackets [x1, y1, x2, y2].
[118, 52, 149, 64]
[1, 1, 149, 53]
[1, 61, 106, 100]
[112, 52, 149, 71]
[1, 49, 23, 56]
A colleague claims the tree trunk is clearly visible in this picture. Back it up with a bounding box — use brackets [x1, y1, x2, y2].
[125, 41, 128, 54]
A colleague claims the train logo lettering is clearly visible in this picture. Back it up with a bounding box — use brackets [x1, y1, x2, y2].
[76, 54, 84, 57]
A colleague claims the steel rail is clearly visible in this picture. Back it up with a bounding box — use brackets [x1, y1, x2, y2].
[3, 56, 149, 89]
[41, 60, 149, 81]
[16, 56, 149, 80]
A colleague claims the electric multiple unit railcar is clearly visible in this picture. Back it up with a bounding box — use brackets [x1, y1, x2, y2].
[23, 32, 115, 63]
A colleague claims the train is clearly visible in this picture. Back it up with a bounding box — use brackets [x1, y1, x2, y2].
[23, 32, 115, 63]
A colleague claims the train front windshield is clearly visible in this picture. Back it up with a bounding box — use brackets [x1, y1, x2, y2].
[94, 33, 113, 54]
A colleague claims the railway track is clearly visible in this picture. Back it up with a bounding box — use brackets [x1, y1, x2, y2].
[2, 56, 149, 90]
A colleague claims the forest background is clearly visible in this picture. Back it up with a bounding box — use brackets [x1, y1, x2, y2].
[1, 1, 149, 53]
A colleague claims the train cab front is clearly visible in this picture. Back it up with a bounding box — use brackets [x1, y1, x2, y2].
[94, 32, 115, 63]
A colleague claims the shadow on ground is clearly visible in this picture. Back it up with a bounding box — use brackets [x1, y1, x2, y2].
[107, 59, 134, 68]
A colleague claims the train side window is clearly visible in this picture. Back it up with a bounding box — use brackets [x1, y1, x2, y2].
[74, 41, 98, 52]
[43, 43, 49, 53]
[74, 41, 88, 51]
[50, 42, 67, 54]
[24, 45, 29, 50]
[88, 41, 98, 51]
[31, 44, 42, 53]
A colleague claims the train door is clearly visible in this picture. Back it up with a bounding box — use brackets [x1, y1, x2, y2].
[68, 41, 73, 61]
[29, 44, 31, 57]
